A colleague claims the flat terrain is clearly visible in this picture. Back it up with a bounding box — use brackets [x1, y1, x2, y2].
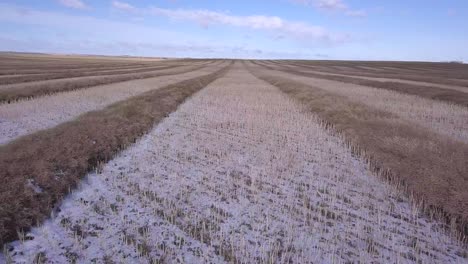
[0, 61, 225, 144]
[0, 54, 467, 263]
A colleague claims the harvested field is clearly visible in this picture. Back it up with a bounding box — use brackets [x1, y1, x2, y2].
[270, 60, 468, 86]
[0, 55, 467, 263]
[267, 61, 468, 93]
[0, 61, 215, 103]
[255, 61, 468, 107]
[247, 61, 468, 242]
[0, 61, 228, 144]
[0, 62, 230, 245]
[251, 62, 468, 143]
[0, 64, 165, 76]
[0, 64, 183, 85]
[4, 64, 466, 263]
[288, 60, 468, 77]
[0, 54, 165, 75]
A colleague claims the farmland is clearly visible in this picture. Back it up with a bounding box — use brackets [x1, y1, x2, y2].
[0, 53, 467, 263]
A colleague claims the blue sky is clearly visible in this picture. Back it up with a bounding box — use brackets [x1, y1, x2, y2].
[0, 0, 466, 61]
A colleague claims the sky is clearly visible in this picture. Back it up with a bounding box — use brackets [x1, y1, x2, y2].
[0, 0, 466, 61]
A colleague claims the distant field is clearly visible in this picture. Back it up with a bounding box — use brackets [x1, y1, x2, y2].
[0, 54, 466, 263]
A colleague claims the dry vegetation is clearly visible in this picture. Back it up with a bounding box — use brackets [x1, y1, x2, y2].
[253, 62, 468, 143]
[255, 61, 468, 107]
[0, 64, 183, 85]
[0, 61, 230, 245]
[0, 53, 167, 75]
[247, 61, 468, 243]
[271, 60, 468, 86]
[0, 54, 467, 263]
[0, 61, 215, 103]
[0, 61, 227, 144]
[4, 65, 466, 263]
[269, 60, 468, 93]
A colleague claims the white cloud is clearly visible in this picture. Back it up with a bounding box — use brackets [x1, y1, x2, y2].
[58, 0, 88, 10]
[344, 9, 367, 17]
[146, 6, 349, 44]
[0, 36, 318, 59]
[112, 1, 137, 13]
[291, 0, 366, 17]
[0, 3, 351, 59]
[0, 4, 182, 43]
[315, 0, 347, 11]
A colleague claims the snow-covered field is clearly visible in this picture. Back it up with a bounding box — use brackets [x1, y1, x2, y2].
[4, 66, 466, 263]
[0, 62, 224, 144]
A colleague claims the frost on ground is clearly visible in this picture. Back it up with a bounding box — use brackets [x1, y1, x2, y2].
[4, 65, 467, 263]
[0, 62, 224, 144]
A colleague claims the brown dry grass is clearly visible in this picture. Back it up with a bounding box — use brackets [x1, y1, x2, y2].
[255, 61, 468, 107]
[0, 53, 182, 75]
[0, 60, 148, 69]
[250, 66, 468, 242]
[280, 59, 468, 77]
[0, 52, 169, 63]
[0, 63, 231, 245]
[0, 61, 217, 103]
[0, 64, 184, 85]
[268, 61, 468, 93]
[274, 60, 468, 87]
[0, 63, 155, 75]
